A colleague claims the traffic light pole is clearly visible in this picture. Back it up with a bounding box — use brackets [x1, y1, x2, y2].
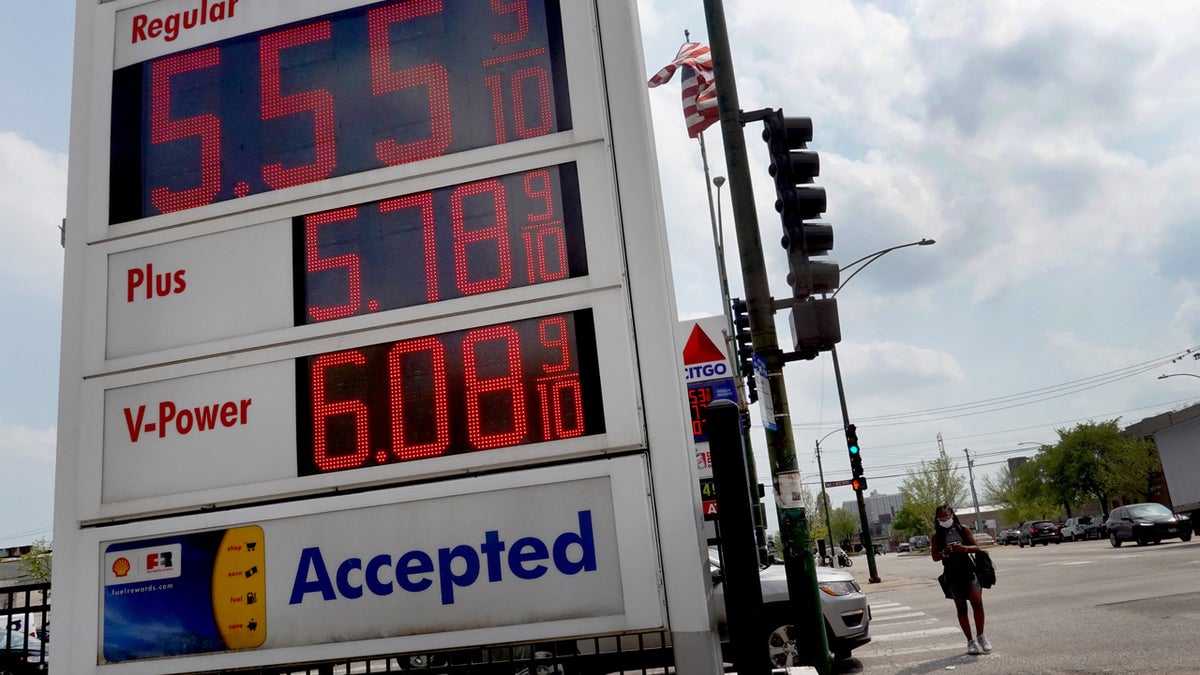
[702, 1, 831, 672]
[829, 343, 880, 583]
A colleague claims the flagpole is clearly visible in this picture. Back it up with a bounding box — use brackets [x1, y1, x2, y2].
[697, 132, 738, 370]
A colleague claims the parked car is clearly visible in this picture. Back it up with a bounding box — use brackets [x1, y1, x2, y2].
[1062, 515, 1103, 541]
[710, 547, 871, 666]
[974, 533, 995, 546]
[908, 535, 931, 551]
[1018, 520, 1062, 547]
[1107, 503, 1193, 547]
[997, 528, 1020, 545]
[897, 542, 911, 553]
[0, 617, 47, 673]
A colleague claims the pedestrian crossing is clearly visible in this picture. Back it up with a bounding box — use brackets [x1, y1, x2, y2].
[855, 601, 971, 668]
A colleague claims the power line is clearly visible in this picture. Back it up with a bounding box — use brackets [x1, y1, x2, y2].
[789, 346, 1197, 430]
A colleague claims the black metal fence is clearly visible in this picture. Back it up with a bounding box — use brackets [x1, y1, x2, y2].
[1, 581, 50, 674]
[0, 583, 684, 674]
[217, 632, 677, 675]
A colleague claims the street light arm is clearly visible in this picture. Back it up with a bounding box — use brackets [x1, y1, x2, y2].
[831, 238, 934, 299]
[1159, 373, 1200, 380]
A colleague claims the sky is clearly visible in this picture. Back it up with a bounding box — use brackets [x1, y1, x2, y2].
[4, 0, 1200, 548]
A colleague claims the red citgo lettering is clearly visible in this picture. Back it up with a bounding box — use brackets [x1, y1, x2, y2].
[148, 17, 164, 39]
[174, 270, 187, 294]
[124, 405, 146, 443]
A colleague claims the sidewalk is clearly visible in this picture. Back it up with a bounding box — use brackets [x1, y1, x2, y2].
[840, 554, 932, 593]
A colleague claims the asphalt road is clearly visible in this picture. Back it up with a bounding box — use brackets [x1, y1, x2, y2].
[836, 538, 1200, 674]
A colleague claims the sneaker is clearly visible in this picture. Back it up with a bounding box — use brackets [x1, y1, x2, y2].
[967, 639, 981, 655]
[977, 635, 993, 653]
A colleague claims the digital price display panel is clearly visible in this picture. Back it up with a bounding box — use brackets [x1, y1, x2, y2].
[110, 0, 570, 224]
[297, 163, 585, 323]
[297, 310, 604, 475]
[687, 379, 738, 443]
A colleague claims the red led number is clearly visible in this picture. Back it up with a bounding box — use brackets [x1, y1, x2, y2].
[305, 208, 362, 322]
[305, 167, 569, 322]
[463, 325, 528, 449]
[369, 1, 453, 165]
[388, 337, 450, 460]
[453, 179, 513, 296]
[305, 314, 590, 474]
[311, 351, 371, 472]
[148, 48, 222, 213]
[260, 22, 337, 189]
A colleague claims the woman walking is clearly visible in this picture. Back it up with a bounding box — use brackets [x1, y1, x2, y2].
[931, 504, 991, 654]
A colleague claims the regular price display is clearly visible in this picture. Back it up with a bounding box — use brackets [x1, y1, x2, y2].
[298, 163, 585, 323]
[110, 0, 570, 224]
[297, 310, 604, 475]
[687, 379, 738, 443]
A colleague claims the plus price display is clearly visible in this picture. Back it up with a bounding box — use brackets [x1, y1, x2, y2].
[110, 0, 570, 224]
[298, 163, 586, 323]
[297, 310, 604, 475]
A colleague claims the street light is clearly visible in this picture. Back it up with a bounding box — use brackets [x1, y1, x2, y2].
[831, 238, 935, 298]
[1158, 373, 1200, 380]
[824, 237, 936, 584]
[963, 448, 982, 532]
[814, 428, 842, 561]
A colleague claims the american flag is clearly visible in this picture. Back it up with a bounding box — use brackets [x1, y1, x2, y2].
[648, 42, 719, 138]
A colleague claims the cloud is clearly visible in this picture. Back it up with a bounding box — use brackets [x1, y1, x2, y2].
[0, 422, 56, 462]
[0, 132, 67, 302]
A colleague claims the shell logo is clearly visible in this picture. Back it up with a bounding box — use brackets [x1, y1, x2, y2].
[112, 557, 132, 578]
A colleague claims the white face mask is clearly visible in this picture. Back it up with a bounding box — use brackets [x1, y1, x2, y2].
[938, 518, 954, 529]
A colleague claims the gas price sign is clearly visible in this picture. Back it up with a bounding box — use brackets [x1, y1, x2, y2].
[299, 163, 585, 322]
[298, 310, 604, 475]
[109, 0, 570, 224]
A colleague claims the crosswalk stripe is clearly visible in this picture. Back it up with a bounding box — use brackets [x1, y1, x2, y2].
[870, 616, 941, 628]
[868, 642, 968, 657]
[870, 611, 926, 621]
[870, 605, 913, 614]
[869, 626, 963, 642]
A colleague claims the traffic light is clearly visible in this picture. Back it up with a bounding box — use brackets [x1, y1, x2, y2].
[730, 298, 757, 403]
[762, 110, 839, 301]
[847, 423, 865, 490]
[761, 109, 841, 354]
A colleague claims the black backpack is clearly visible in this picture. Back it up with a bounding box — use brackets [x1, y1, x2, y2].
[973, 550, 996, 588]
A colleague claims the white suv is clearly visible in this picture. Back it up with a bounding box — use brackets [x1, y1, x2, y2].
[1062, 515, 1101, 541]
[709, 548, 872, 667]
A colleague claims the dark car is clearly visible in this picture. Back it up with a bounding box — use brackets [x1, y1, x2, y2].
[1107, 503, 1193, 547]
[997, 528, 1020, 545]
[1018, 520, 1061, 547]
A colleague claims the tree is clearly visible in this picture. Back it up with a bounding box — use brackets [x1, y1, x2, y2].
[1008, 458, 1061, 522]
[890, 503, 931, 540]
[898, 456, 968, 523]
[829, 507, 860, 546]
[19, 538, 52, 585]
[1048, 420, 1159, 513]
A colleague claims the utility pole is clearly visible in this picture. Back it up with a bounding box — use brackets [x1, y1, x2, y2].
[963, 448, 982, 532]
[702, 1, 830, 671]
[814, 438, 835, 558]
[829, 345, 880, 583]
